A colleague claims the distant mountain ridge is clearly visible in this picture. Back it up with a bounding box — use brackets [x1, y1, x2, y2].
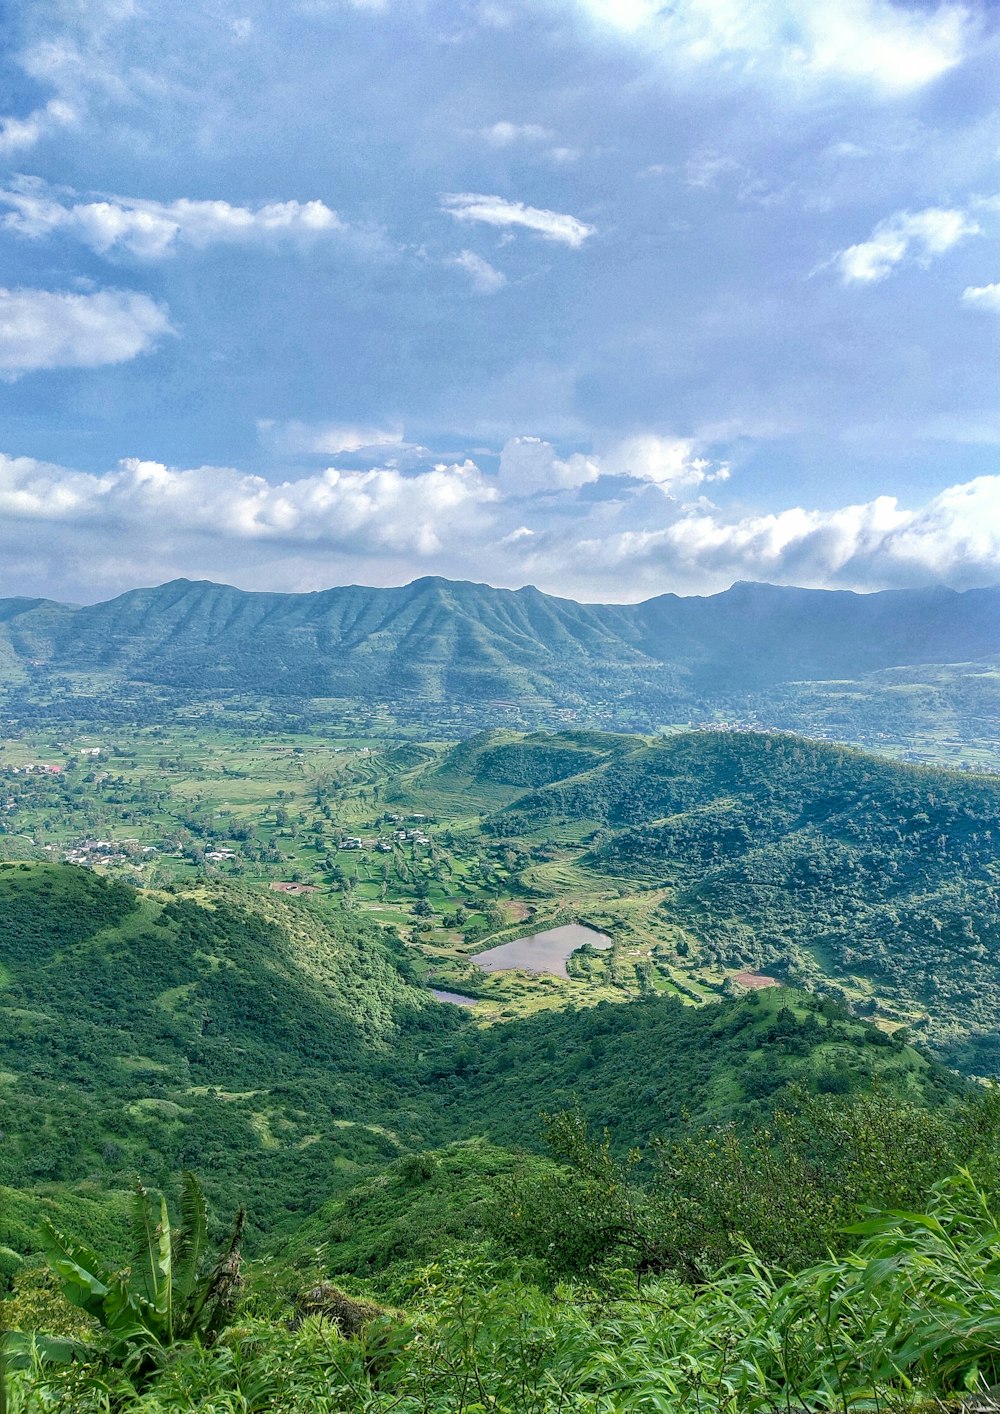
[0, 576, 997, 709]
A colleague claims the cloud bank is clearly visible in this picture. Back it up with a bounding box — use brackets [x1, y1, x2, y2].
[1, 445, 997, 603]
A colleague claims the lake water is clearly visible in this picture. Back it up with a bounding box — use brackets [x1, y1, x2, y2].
[430, 988, 480, 1007]
[472, 923, 613, 979]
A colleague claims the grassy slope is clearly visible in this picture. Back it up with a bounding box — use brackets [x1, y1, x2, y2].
[2, 724, 999, 1055]
[437, 986, 964, 1153]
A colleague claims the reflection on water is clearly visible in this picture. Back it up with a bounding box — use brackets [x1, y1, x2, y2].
[472, 923, 612, 978]
[430, 988, 480, 1006]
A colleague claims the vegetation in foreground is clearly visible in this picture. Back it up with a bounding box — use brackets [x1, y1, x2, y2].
[2, 715, 1000, 1407]
[8, 1103, 1000, 1410]
[2, 868, 1000, 1408]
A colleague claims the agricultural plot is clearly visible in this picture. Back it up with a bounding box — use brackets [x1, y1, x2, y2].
[0, 721, 731, 1020]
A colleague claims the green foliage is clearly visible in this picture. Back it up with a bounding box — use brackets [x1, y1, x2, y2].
[6, 1174, 245, 1385]
[1, 860, 959, 1257]
[0, 864, 469, 1243]
[651, 1084, 1000, 1272]
[489, 729, 1000, 1053]
[439, 988, 961, 1156]
[14, 1174, 1000, 1410]
[486, 1087, 1000, 1282]
[280, 1140, 558, 1298]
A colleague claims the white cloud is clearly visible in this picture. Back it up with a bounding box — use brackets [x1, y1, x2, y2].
[836, 206, 980, 283]
[4, 7, 164, 159]
[573, 0, 970, 93]
[962, 282, 1000, 312]
[258, 421, 408, 456]
[498, 437, 600, 495]
[480, 121, 553, 147]
[451, 250, 507, 294]
[497, 433, 728, 497]
[521, 475, 1000, 597]
[1, 447, 998, 602]
[0, 454, 499, 561]
[0, 287, 172, 376]
[0, 99, 76, 154]
[598, 434, 730, 488]
[0, 181, 344, 260]
[440, 193, 594, 247]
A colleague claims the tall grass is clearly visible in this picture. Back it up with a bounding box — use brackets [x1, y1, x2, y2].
[8, 1172, 1000, 1411]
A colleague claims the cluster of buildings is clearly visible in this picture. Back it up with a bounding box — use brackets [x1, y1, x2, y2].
[63, 838, 159, 867]
[342, 823, 432, 852]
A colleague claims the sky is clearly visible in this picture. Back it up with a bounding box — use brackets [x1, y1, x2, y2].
[1, 0, 999, 604]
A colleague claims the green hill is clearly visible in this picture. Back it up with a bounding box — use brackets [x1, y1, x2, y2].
[483, 729, 1000, 1062]
[0, 864, 466, 1247]
[0, 861, 964, 1265]
[2, 860, 998, 1414]
[439, 986, 964, 1149]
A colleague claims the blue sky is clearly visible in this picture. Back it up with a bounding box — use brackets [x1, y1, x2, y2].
[1, 0, 999, 603]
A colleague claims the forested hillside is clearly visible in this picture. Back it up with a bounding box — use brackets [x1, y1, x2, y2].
[3, 726, 1000, 1409]
[0, 863, 961, 1255]
[0, 864, 464, 1241]
[484, 730, 1000, 1065]
[4, 863, 1000, 1412]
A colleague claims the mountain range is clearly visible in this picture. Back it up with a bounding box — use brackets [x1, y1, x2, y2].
[1, 576, 998, 712]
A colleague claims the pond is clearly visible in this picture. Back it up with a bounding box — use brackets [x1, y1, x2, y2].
[429, 988, 480, 1007]
[472, 923, 612, 979]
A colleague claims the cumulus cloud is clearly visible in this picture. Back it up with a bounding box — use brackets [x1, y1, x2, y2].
[498, 437, 600, 495]
[0, 454, 499, 577]
[497, 433, 728, 496]
[0, 446, 997, 602]
[0, 180, 344, 259]
[451, 250, 507, 294]
[440, 193, 594, 247]
[573, 0, 970, 93]
[835, 206, 980, 283]
[514, 476, 1000, 598]
[962, 282, 1000, 312]
[0, 287, 172, 376]
[599, 435, 730, 488]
